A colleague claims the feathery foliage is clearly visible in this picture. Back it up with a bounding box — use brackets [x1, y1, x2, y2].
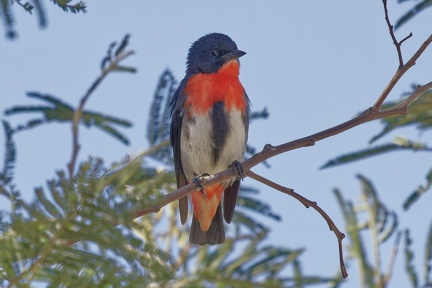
[334, 175, 399, 287]
[0, 157, 177, 287]
[0, 34, 343, 287]
[334, 174, 432, 287]
[323, 88, 432, 210]
[5, 92, 132, 145]
[49, 0, 86, 13]
[0, 121, 16, 185]
[395, 0, 432, 29]
[404, 229, 418, 287]
[0, 0, 78, 39]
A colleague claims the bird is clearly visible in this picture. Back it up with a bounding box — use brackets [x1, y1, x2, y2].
[170, 33, 250, 245]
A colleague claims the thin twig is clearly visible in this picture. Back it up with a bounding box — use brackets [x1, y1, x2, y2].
[67, 50, 135, 178]
[399, 33, 413, 47]
[247, 170, 348, 278]
[128, 33, 432, 278]
[382, 0, 412, 68]
[373, 34, 432, 110]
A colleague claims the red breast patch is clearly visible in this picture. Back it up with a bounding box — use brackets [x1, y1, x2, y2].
[184, 61, 246, 115]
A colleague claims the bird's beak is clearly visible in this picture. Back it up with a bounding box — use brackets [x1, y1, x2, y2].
[222, 49, 246, 62]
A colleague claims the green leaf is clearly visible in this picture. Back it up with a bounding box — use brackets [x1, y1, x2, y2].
[0, 157, 177, 286]
[146, 69, 177, 163]
[49, 0, 87, 13]
[100, 34, 134, 73]
[0, 121, 17, 184]
[0, 0, 18, 39]
[321, 141, 428, 169]
[371, 90, 432, 143]
[405, 229, 419, 287]
[403, 166, 432, 210]
[5, 92, 132, 145]
[250, 107, 269, 121]
[333, 187, 375, 287]
[395, 0, 432, 30]
[237, 195, 281, 221]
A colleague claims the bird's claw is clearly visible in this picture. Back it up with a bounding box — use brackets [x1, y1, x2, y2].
[231, 160, 245, 180]
[193, 173, 210, 197]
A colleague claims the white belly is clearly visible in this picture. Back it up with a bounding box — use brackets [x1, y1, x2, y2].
[180, 109, 246, 183]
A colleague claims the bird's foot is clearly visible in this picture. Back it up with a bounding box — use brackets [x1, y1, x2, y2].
[193, 173, 211, 198]
[231, 160, 245, 180]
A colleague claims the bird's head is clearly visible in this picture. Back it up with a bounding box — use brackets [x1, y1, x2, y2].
[186, 33, 246, 75]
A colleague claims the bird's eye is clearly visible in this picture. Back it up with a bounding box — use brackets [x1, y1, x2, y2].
[211, 50, 218, 57]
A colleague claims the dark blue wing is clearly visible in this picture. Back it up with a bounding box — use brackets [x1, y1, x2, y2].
[170, 79, 189, 225]
[223, 91, 250, 223]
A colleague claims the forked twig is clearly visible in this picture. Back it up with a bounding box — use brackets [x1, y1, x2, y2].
[129, 32, 432, 279]
[382, 0, 413, 68]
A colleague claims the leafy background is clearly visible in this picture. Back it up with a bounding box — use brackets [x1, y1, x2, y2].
[1, 0, 432, 287]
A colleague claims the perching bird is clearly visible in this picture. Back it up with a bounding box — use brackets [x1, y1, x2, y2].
[170, 33, 250, 245]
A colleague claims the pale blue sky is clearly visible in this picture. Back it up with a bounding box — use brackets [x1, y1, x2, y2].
[2, 1, 431, 287]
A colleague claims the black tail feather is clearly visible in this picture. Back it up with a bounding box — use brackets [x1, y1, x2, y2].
[223, 179, 240, 223]
[189, 204, 225, 245]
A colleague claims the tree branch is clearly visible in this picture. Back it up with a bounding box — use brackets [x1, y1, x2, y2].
[247, 170, 348, 278]
[67, 50, 135, 178]
[382, 0, 413, 68]
[130, 33, 432, 278]
[373, 34, 432, 110]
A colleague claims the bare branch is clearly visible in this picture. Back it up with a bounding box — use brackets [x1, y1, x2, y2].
[67, 50, 135, 178]
[129, 33, 432, 278]
[399, 33, 413, 47]
[373, 34, 432, 110]
[382, 0, 413, 67]
[247, 170, 348, 278]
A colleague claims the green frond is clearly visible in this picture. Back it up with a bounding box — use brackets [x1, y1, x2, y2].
[333, 188, 375, 286]
[404, 229, 419, 287]
[174, 231, 309, 288]
[371, 90, 432, 143]
[357, 174, 399, 241]
[395, 0, 432, 30]
[95, 122, 131, 145]
[250, 107, 269, 121]
[0, 0, 47, 39]
[232, 210, 268, 235]
[284, 259, 341, 288]
[403, 166, 432, 210]
[236, 194, 281, 221]
[378, 211, 398, 244]
[82, 111, 132, 128]
[100, 34, 135, 73]
[147, 69, 177, 163]
[237, 185, 260, 195]
[48, 0, 86, 13]
[321, 140, 429, 169]
[114, 34, 130, 57]
[0, 157, 177, 286]
[5, 92, 132, 145]
[32, 0, 47, 28]
[0, 0, 17, 39]
[1, 120, 17, 185]
[244, 246, 303, 278]
[13, 1, 33, 14]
